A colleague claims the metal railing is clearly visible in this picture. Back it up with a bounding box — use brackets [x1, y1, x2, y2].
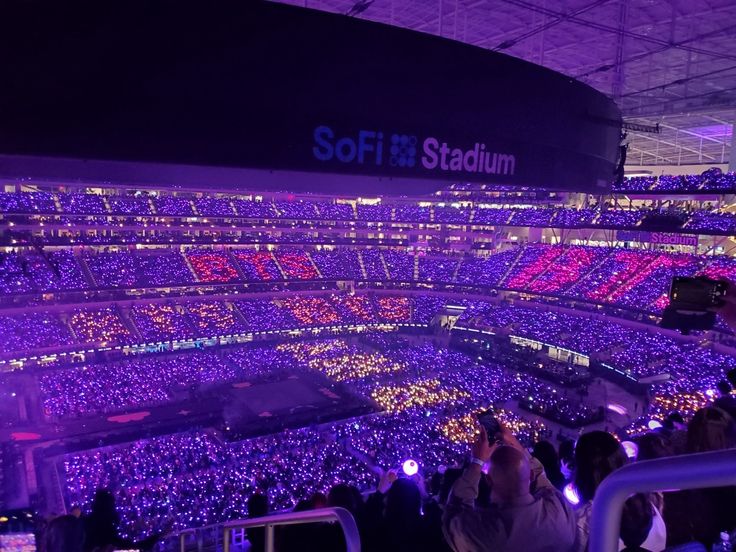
[217, 507, 360, 552]
[589, 449, 736, 552]
[177, 523, 223, 552]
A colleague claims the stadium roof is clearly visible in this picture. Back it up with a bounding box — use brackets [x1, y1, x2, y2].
[275, 0, 735, 166]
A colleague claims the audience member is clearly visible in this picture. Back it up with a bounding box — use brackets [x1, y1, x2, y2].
[311, 484, 368, 552]
[658, 411, 688, 455]
[532, 440, 566, 491]
[443, 427, 577, 552]
[686, 406, 736, 453]
[664, 406, 736, 549]
[573, 431, 665, 552]
[43, 515, 85, 552]
[246, 493, 268, 552]
[635, 432, 673, 461]
[713, 389, 736, 421]
[361, 471, 444, 552]
[83, 490, 163, 552]
[619, 493, 663, 552]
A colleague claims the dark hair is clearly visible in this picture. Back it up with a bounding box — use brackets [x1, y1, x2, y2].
[619, 494, 654, 549]
[88, 489, 119, 526]
[328, 483, 362, 514]
[247, 493, 268, 518]
[558, 439, 576, 464]
[438, 468, 463, 504]
[687, 406, 736, 453]
[662, 410, 685, 431]
[44, 515, 85, 552]
[292, 499, 313, 512]
[532, 441, 563, 478]
[430, 472, 443, 496]
[726, 368, 736, 387]
[574, 431, 627, 503]
[385, 478, 421, 523]
[636, 432, 672, 461]
[713, 395, 736, 421]
[716, 380, 732, 396]
[310, 491, 328, 509]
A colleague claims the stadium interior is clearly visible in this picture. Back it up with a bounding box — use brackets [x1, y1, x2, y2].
[0, 1, 735, 552]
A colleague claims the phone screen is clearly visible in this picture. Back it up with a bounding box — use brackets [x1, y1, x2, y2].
[476, 408, 501, 442]
[670, 277, 727, 310]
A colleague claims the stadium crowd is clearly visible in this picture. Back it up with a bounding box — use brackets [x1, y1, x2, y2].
[3, 245, 735, 320]
[55, 392, 736, 552]
[3, 173, 736, 239]
[615, 170, 736, 193]
[3, 177, 736, 552]
[40, 286, 736, 548]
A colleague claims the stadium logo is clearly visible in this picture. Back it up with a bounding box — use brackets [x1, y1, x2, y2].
[389, 134, 418, 168]
[312, 125, 515, 176]
[313, 126, 385, 165]
[616, 230, 698, 247]
[421, 137, 515, 175]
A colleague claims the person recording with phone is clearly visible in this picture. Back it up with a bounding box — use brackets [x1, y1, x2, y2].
[662, 277, 736, 334]
[442, 423, 577, 552]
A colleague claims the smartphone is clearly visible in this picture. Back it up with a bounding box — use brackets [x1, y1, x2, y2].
[476, 408, 501, 442]
[669, 277, 727, 311]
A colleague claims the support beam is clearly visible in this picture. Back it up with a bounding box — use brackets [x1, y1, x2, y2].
[630, 133, 717, 161]
[611, 0, 628, 100]
[624, 87, 736, 118]
[499, 0, 736, 62]
[657, 122, 727, 146]
[627, 146, 670, 164]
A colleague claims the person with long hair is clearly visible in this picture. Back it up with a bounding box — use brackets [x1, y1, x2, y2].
[83, 490, 165, 552]
[43, 515, 85, 552]
[664, 406, 736, 549]
[573, 431, 665, 552]
[635, 432, 673, 462]
[686, 406, 736, 453]
[245, 493, 268, 552]
[532, 440, 566, 491]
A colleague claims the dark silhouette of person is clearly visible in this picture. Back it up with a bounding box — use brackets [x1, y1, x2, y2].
[246, 493, 268, 552]
[83, 490, 163, 552]
[532, 440, 566, 491]
[44, 515, 85, 552]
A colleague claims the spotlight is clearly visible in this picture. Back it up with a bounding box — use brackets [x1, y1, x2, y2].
[402, 459, 419, 476]
[647, 420, 662, 430]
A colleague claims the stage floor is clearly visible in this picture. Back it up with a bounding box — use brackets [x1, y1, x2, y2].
[10, 371, 376, 456]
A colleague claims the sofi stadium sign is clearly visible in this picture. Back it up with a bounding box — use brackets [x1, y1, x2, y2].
[617, 230, 698, 247]
[312, 125, 516, 176]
